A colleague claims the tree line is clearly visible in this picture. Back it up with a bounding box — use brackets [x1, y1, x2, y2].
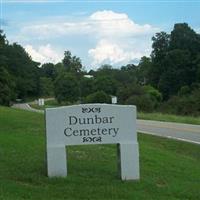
[1, 23, 200, 115]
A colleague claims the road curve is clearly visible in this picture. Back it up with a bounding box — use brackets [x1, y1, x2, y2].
[11, 103, 200, 144]
[12, 103, 43, 113]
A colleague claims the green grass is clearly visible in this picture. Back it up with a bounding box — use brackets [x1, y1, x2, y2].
[138, 112, 200, 125]
[1, 106, 199, 199]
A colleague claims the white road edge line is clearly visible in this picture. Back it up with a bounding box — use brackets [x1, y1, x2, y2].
[137, 130, 200, 145]
[166, 136, 200, 145]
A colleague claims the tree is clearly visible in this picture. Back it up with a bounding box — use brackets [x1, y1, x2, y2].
[62, 50, 82, 74]
[170, 23, 200, 55]
[149, 32, 170, 88]
[84, 91, 111, 104]
[80, 76, 94, 98]
[0, 30, 8, 71]
[195, 54, 200, 83]
[0, 30, 6, 46]
[39, 77, 54, 97]
[137, 56, 152, 85]
[0, 31, 41, 103]
[151, 32, 170, 62]
[150, 23, 200, 99]
[158, 49, 195, 99]
[120, 64, 137, 85]
[117, 84, 144, 104]
[54, 73, 80, 103]
[0, 66, 15, 105]
[4, 43, 40, 99]
[40, 63, 56, 80]
[94, 76, 118, 95]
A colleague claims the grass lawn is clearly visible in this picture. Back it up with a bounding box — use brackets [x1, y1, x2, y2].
[138, 112, 200, 125]
[1, 106, 199, 199]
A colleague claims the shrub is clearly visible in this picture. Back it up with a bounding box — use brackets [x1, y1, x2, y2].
[160, 88, 200, 116]
[84, 91, 111, 104]
[178, 85, 190, 96]
[54, 73, 80, 104]
[143, 85, 162, 102]
[117, 84, 144, 104]
[143, 85, 162, 109]
[125, 94, 155, 112]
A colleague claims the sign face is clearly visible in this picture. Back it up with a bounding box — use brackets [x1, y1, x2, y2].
[46, 104, 136, 146]
[45, 104, 139, 180]
[38, 98, 44, 106]
[111, 96, 117, 104]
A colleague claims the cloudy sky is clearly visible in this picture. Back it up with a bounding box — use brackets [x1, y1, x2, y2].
[1, 0, 200, 70]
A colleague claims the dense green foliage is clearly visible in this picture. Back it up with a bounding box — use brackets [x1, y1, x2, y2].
[149, 23, 200, 100]
[0, 106, 200, 199]
[1, 23, 200, 115]
[84, 90, 111, 104]
[54, 73, 80, 103]
[0, 66, 15, 105]
[0, 30, 40, 102]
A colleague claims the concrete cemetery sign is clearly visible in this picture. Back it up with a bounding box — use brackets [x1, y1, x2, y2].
[45, 104, 140, 180]
[38, 98, 44, 106]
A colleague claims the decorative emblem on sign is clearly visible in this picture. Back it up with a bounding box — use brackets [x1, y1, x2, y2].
[83, 136, 102, 143]
[82, 107, 101, 113]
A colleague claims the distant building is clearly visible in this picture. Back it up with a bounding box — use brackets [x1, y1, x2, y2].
[111, 96, 117, 104]
[84, 75, 94, 79]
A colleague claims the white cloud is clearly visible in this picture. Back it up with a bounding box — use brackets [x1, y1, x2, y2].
[89, 10, 157, 37]
[21, 10, 158, 39]
[25, 44, 62, 64]
[88, 39, 148, 68]
[195, 27, 200, 34]
[87, 10, 156, 68]
[20, 10, 158, 68]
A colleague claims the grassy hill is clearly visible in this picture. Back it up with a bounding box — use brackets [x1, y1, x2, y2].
[0, 106, 200, 200]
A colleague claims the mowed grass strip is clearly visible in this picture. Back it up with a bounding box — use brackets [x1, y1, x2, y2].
[138, 112, 200, 125]
[0, 106, 200, 200]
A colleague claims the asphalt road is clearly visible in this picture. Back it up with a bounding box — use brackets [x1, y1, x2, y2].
[12, 103, 43, 113]
[12, 103, 200, 144]
[137, 119, 200, 144]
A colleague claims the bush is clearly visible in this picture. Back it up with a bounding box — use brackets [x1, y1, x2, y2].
[143, 85, 162, 109]
[54, 73, 80, 104]
[84, 91, 111, 104]
[125, 94, 155, 112]
[160, 88, 200, 116]
[117, 84, 144, 104]
[178, 85, 190, 96]
[143, 85, 162, 102]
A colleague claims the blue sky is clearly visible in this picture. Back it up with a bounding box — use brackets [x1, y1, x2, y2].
[1, 0, 200, 70]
